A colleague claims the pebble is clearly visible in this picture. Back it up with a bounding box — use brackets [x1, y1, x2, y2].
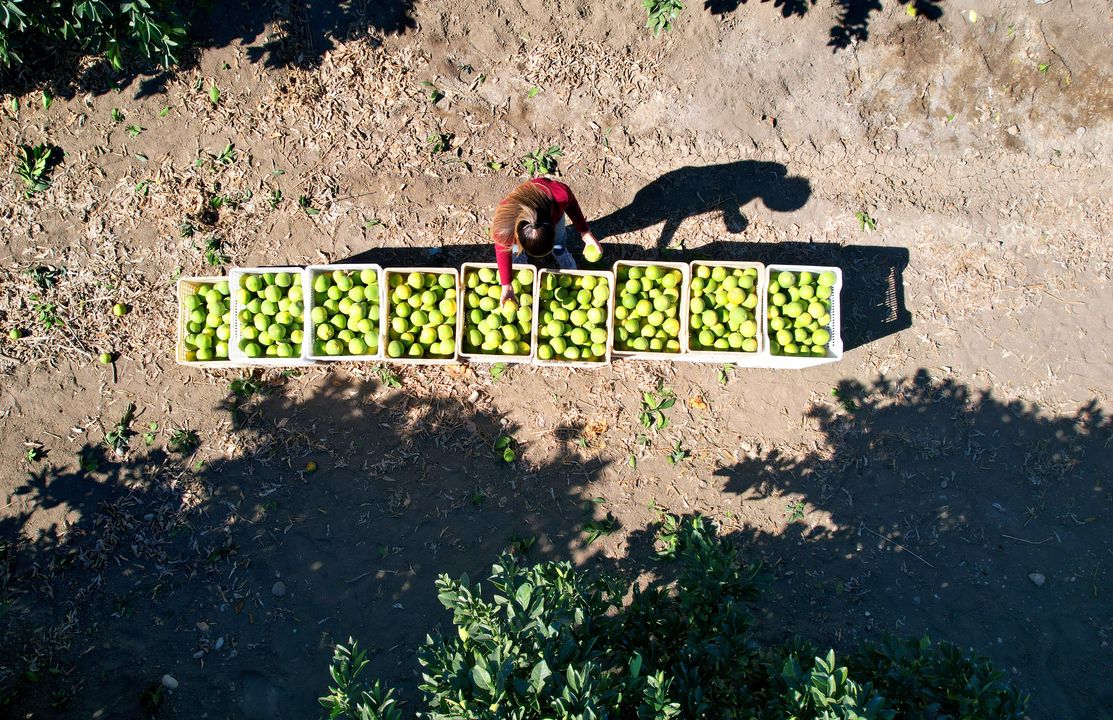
[271, 581, 286, 597]
[1029, 572, 1046, 587]
[162, 674, 179, 690]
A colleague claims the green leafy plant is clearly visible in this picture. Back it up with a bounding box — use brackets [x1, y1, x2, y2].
[143, 422, 158, 446]
[639, 383, 676, 431]
[24, 265, 64, 290]
[14, 143, 60, 194]
[375, 365, 402, 389]
[494, 435, 516, 463]
[489, 362, 507, 383]
[30, 295, 60, 330]
[111, 107, 123, 122]
[209, 82, 220, 105]
[666, 440, 689, 465]
[230, 376, 266, 399]
[212, 143, 237, 165]
[427, 132, 452, 154]
[168, 428, 199, 455]
[644, 0, 684, 35]
[420, 81, 444, 104]
[126, 124, 143, 137]
[323, 515, 1027, 720]
[583, 512, 618, 544]
[786, 500, 806, 523]
[299, 195, 319, 216]
[521, 145, 563, 176]
[856, 210, 878, 232]
[717, 362, 735, 385]
[0, 1, 188, 71]
[104, 403, 136, 454]
[24, 446, 43, 463]
[201, 237, 229, 267]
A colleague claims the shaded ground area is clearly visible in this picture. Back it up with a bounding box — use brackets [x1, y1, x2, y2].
[1, 367, 1109, 717]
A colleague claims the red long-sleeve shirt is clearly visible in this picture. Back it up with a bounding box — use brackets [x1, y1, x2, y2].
[494, 178, 591, 286]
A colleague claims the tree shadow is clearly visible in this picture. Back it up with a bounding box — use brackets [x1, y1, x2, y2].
[0, 0, 417, 99]
[591, 161, 812, 253]
[2, 368, 1108, 718]
[703, 0, 944, 50]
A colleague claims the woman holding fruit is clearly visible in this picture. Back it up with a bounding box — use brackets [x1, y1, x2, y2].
[491, 179, 603, 304]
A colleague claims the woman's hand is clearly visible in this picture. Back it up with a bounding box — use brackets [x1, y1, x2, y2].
[500, 284, 517, 306]
[583, 231, 602, 253]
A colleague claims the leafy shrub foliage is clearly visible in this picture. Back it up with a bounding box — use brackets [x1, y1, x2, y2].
[0, 1, 187, 71]
[321, 516, 1028, 719]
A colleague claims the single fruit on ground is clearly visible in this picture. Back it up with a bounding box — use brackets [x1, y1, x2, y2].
[99, 352, 113, 364]
[614, 264, 683, 353]
[8, 328, 21, 340]
[537, 271, 610, 362]
[385, 271, 456, 359]
[113, 303, 128, 317]
[463, 267, 534, 356]
[309, 268, 381, 357]
[689, 264, 760, 353]
[182, 281, 232, 361]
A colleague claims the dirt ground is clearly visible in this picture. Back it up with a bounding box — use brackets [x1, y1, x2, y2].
[1, 0, 1111, 717]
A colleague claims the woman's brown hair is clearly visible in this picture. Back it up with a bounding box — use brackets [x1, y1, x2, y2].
[492, 182, 556, 258]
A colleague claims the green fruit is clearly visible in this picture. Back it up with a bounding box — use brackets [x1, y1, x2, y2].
[583, 244, 603, 263]
[9, 328, 22, 340]
[387, 340, 404, 358]
[99, 352, 113, 364]
[113, 302, 128, 317]
[777, 271, 796, 287]
[817, 271, 837, 287]
[811, 328, 831, 346]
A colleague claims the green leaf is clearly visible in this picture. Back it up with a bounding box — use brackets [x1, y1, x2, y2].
[41, 91, 52, 110]
[1038, 62, 1050, 73]
[515, 582, 532, 608]
[159, 106, 170, 117]
[471, 664, 493, 692]
[209, 83, 220, 105]
[530, 659, 551, 692]
[527, 86, 540, 98]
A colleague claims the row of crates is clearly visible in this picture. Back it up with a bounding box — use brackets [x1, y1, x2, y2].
[177, 260, 842, 370]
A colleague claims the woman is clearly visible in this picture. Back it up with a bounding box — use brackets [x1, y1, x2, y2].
[491, 178, 603, 304]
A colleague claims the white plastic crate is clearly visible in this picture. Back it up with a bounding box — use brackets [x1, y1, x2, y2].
[381, 267, 461, 365]
[680, 261, 767, 363]
[176, 276, 241, 368]
[532, 268, 615, 368]
[610, 260, 690, 360]
[762, 264, 843, 368]
[228, 267, 315, 366]
[302, 264, 385, 362]
[457, 262, 538, 363]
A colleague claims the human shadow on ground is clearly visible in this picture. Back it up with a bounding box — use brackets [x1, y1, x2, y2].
[703, 0, 943, 49]
[340, 240, 910, 352]
[590, 161, 812, 252]
[1, 368, 1109, 717]
[0, 0, 416, 99]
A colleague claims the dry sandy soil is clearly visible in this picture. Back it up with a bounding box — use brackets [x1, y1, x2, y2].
[1, 0, 1111, 717]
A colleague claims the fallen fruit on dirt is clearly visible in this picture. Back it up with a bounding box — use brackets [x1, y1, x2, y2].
[309, 268, 381, 357]
[99, 352, 112, 364]
[689, 264, 760, 353]
[385, 271, 457, 359]
[536, 271, 610, 362]
[614, 263, 684, 353]
[462, 266, 533, 356]
[112, 302, 128, 317]
[583, 244, 603, 263]
[767, 268, 835, 356]
[8, 328, 21, 340]
[182, 281, 232, 362]
[306, 460, 318, 473]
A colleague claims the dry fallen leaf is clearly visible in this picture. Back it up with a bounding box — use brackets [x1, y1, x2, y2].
[690, 396, 709, 411]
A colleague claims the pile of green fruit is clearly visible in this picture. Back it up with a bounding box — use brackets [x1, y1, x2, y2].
[309, 268, 381, 357]
[536, 272, 610, 363]
[181, 281, 231, 362]
[462, 267, 534, 356]
[385, 271, 457, 359]
[235, 271, 304, 359]
[688, 264, 761, 353]
[613, 264, 683, 353]
[767, 269, 836, 356]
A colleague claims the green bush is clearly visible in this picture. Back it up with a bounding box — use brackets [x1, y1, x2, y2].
[0, 1, 188, 71]
[321, 516, 1028, 720]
